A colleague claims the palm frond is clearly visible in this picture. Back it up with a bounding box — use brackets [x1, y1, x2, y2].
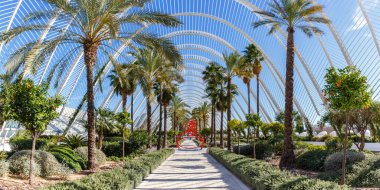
[120, 11, 182, 27]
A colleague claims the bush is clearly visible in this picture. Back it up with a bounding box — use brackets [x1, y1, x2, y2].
[233, 141, 276, 159]
[8, 150, 71, 178]
[0, 160, 8, 176]
[346, 155, 380, 187]
[74, 147, 107, 167]
[103, 137, 123, 142]
[324, 151, 366, 172]
[127, 131, 151, 152]
[48, 146, 86, 172]
[325, 137, 352, 152]
[296, 149, 331, 171]
[42, 149, 174, 190]
[102, 141, 121, 157]
[209, 148, 348, 190]
[9, 137, 50, 151]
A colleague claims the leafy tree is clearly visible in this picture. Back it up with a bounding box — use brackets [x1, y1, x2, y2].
[253, 0, 330, 169]
[4, 79, 62, 184]
[323, 66, 371, 184]
[200, 128, 211, 144]
[0, 0, 182, 171]
[245, 114, 262, 158]
[269, 122, 285, 138]
[115, 111, 132, 157]
[228, 119, 247, 154]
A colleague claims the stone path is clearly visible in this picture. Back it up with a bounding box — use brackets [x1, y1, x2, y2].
[135, 140, 250, 190]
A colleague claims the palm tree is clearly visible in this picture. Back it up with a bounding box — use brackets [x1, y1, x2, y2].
[202, 62, 225, 146]
[108, 63, 137, 134]
[241, 44, 264, 140]
[132, 48, 182, 147]
[170, 96, 189, 141]
[198, 102, 211, 131]
[253, 0, 330, 169]
[223, 52, 243, 151]
[0, 0, 182, 171]
[95, 108, 114, 150]
[155, 73, 183, 150]
[216, 82, 227, 148]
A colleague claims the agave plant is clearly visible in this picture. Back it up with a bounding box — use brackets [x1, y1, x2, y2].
[63, 134, 87, 149]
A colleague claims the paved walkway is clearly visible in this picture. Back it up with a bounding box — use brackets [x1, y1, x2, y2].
[135, 140, 250, 190]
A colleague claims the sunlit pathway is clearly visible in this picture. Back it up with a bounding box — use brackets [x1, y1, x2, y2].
[135, 140, 250, 190]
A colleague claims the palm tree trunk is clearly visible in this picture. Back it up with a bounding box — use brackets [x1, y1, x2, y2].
[98, 125, 103, 150]
[256, 76, 260, 138]
[147, 100, 152, 148]
[211, 104, 214, 146]
[131, 93, 134, 133]
[220, 111, 224, 148]
[29, 132, 37, 185]
[122, 125, 125, 157]
[203, 115, 206, 131]
[247, 81, 251, 143]
[173, 112, 176, 142]
[122, 93, 127, 156]
[164, 105, 168, 148]
[157, 103, 162, 150]
[84, 43, 99, 171]
[279, 27, 296, 169]
[227, 78, 232, 151]
[213, 105, 216, 146]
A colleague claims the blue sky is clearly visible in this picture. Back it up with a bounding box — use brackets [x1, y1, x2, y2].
[0, 0, 379, 130]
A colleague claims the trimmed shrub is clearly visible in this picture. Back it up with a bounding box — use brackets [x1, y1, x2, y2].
[0, 160, 9, 176]
[8, 151, 41, 178]
[74, 146, 107, 167]
[9, 150, 71, 178]
[346, 155, 380, 187]
[48, 146, 86, 172]
[324, 151, 366, 171]
[42, 149, 174, 190]
[102, 141, 122, 157]
[209, 147, 348, 190]
[9, 137, 50, 151]
[296, 149, 331, 171]
[233, 141, 276, 159]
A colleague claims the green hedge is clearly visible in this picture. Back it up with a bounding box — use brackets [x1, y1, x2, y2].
[42, 149, 174, 190]
[10, 137, 50, 151]
[296, 149, 332, 171]
[209, 148, 349, 190]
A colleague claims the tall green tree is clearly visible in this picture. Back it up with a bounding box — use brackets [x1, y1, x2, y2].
[203, 62, 225, 146]
[4, 79, 62, 185]
[324, 66, 371, 184]
[239, 44, 264, 141]
[108, 64, 137, 132]
[223, 52, 243, 151]
[245, 113, 262, 158]
[253, 0, 330, 168]
[155, 61, 183, 150]
[169, 96, 189, 141]
[115, 111, 132, 157]
[0, 0, 182, 171]
[95, 108, 114, 150]
[131, 48, 181, 147]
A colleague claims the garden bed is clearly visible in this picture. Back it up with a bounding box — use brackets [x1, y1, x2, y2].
[40, 149, 174, 190]
[209, 147, 348, 190]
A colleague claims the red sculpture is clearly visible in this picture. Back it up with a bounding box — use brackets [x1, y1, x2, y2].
[176, 119, 204, 149]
